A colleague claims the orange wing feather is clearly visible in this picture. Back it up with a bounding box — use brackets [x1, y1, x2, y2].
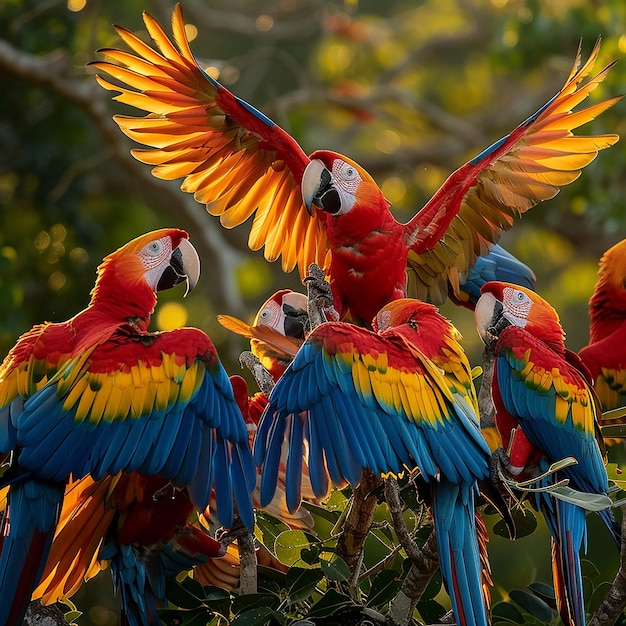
[90, 4, 327, 277]
[406, 39, 620, 304]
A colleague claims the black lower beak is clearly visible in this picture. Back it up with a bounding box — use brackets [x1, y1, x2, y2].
[283, 304, 308, 340]
[157, 247, 186, 292]
[313, 168, 341, 215]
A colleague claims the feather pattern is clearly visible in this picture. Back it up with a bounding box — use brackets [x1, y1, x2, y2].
[92, 7, 618, 320]
[255, 298, 493, 626]
[476, 281, 619, 626]
[0, 229, 254, 626]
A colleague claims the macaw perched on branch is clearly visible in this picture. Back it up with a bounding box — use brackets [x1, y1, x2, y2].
[254, 298, 496, 626]
[579, 239, 626, 428]
[90, 5, 619, 325]
[474, 281, 619, 626]
[0, 229, 256, 626]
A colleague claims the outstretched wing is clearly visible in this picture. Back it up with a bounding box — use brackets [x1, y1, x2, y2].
[11, 326, 256, 528]
[91, 4, 327, 277]
[406, 40, 620, 304]
[253, 322, 489, 512]
[495, 326, 607, 496]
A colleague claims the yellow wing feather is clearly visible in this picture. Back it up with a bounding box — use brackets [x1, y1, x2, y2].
[407, 40, 620, 305]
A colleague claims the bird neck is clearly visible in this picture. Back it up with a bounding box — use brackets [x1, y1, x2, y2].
[88, 266, 156, 327]
[588, 283, 626, 343]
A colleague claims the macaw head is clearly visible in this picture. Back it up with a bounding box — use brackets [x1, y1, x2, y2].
[475, 281, 564, 349]
[217, 290, 308, 376]
[301, 150, 390, 218]
[90, 228, 200, 319]
[253, 289, 309, 340]
[372, 297, 439, 333]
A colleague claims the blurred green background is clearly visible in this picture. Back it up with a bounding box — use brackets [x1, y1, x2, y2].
[1, 0, 625, 623]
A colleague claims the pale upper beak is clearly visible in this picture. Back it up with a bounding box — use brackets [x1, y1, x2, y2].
[302, 159, 340, 215]
[474, 292, 503, 346]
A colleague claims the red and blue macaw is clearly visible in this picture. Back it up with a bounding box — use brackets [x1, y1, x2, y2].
[90, 4, 618, 325]
[254, 298, 495, 626]
[474, 281, 619, 626]
[579, 238, 626, 426]
[0, 228, 256, 626]
[33, 472, 226, 626]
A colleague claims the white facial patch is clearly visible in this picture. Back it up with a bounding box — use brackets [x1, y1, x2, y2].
[141, 236, 173, 290]
[331, 159, 362, 214]
[502, 286, 532, 327]
[257, 299, 282, 330]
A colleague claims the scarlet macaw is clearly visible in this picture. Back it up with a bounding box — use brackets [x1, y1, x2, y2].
[579, 239, 626, 417]
[0, 229, 256, 626]
[218, 289, 309, 381]
[90, 5, 618, 325]
[254, 297, 495, 626]
[32, 473, 226, 626]
[474, 281, 619, 626]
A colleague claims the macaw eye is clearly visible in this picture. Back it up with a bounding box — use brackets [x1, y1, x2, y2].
[339, 163, 358, 181]
[259, 309, 271, 320]
[146, 240, 163, 256]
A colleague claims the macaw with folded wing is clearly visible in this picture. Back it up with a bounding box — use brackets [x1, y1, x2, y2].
[33, 472, 226, 626]
[474, 281, 619, 626]
[0, 228, 256, 626]
[90, 4, 618, 325]
[253, 298, 495, 626]
[579, 239, 626, 431]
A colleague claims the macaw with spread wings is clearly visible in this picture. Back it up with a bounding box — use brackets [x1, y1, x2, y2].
[90, 4, 618, 325]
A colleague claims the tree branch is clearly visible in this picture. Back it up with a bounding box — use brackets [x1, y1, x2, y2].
[0, 37, 248, 316]
[589, 503, 626, 626]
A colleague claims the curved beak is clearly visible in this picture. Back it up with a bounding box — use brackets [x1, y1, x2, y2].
[302, 159, 340, 215]
[474, 292, 506, 347]
[157, 237, 200, 296]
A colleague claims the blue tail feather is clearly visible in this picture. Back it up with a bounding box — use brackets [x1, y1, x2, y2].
[0, 479, 64, 626]
[431, 479, 488, 626]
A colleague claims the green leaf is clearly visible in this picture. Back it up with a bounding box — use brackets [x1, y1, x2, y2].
[319, 555, 350, 581]
[548, 485, 612, 511]
[164, 578, 206, 610]
[257, 565, 287, 595]
[255, 511, 291, 557]
[367, 569, 402, 608]
[229, 606, 280, 626]
[491, 601, 525, 624]
[416, 599, 446, 624]
[420, 569, 442, 602]
[231, 593, 280, 616]
[159, 609, 215, 626]
[274, 530, 317, 566]
[509, 589, 558, 623]
[307, 589, 356, 618]
[527, 581, 556, 607]
[286, 567, 324, 602]
[494, 506, 537, 539]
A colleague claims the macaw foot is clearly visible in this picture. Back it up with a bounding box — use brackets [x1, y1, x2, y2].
[303, 263, 338, 327]
[239, 351, 274, 396]
[489, 447, 513, 484]
[215, 516, 252, 549]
